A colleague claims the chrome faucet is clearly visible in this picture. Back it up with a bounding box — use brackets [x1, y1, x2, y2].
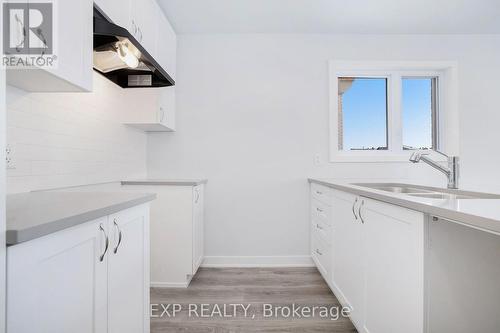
[409, 152, 459, 189]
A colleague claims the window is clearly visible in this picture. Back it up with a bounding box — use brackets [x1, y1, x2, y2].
[338, 78, 388, 151]
[402, 77, 437, 150]
[330, 61, 458, 162]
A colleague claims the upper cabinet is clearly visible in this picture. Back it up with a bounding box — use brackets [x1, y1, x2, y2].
[95, 0, 131, 29]
[155, 1, 177, 80]
[131, 0, 158, 60]
[95, 0, 177, 81]
[6, 0, 93, 92]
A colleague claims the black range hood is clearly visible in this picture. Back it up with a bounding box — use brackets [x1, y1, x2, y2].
[93, 7, 175, 88]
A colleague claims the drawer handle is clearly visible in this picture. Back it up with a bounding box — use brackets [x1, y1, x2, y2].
[99, 224, 109, 262]
[316, 207, 323, 213]
[316, 224, 323, 230]
[113, 219, 123, 254]
[315, 249, 323, 256]
[358, 200, 365, 224]
[352, 197, 358, 220]
[316, 190, 323, 195]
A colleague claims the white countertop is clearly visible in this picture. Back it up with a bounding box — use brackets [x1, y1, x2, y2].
[309, 178, 500, 235]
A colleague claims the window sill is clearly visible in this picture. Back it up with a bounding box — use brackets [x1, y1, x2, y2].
[329, 150, 447, 163]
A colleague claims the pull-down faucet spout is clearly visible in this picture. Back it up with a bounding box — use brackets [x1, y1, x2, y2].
[409, 152, 459, 189]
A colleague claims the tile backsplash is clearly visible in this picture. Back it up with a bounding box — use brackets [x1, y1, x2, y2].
[6, 72, 148, 193]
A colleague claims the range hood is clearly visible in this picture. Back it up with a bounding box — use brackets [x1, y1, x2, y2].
[93, 7, 174, 88]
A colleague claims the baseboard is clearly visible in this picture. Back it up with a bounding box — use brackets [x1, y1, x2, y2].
[201, 255, 315, 268]
[150, 281, 189, 288]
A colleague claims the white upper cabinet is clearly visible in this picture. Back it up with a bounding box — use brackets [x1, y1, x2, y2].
[155, 1, 177, 80]
[6, 0, 93, 92]
[94, 0, 131, 29]
[122, 86, 176, 132]
[131, 0, 158, 60]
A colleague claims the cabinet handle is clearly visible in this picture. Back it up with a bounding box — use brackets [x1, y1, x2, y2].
[352, 197, 358, 220]
[99, 224, 109, 262]
[316, 207, 323, 213]
[358, 200, 365, 224]
[113, 219, 123, 254]
[139, 28, 143, 42]
[315, 249, 323, 256]
[316, 190, 322, 195]
[195, 189, 200, 203]
[159, 107, 165, 123]
[316, 223, 323, 230]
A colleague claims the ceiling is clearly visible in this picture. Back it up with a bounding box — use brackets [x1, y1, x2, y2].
[157, 0, 500, 34]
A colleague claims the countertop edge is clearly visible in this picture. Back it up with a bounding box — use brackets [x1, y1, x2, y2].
[121, 179, 208, 186]
[7, 193, 157, 246]
[308, 178, 500, 235]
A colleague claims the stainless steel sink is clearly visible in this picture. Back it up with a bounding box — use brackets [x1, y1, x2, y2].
[407, 193, 476, 200]
[358, 185, 433, 194]
[353, 183, 500, 200]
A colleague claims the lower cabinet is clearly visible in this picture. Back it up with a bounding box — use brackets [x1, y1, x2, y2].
[7, 204, 150, 333]
[121, 183, 205, 287]
[361, 197, 425, 333]
[331, 191, 365, 325]
[107, 206, 150, 333]
[310, 184, 425, 333]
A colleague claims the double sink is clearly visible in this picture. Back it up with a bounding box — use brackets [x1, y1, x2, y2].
[353, 183, 500, 200]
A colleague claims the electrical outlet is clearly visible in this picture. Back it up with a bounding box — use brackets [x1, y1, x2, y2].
[314, 154, 322, 166]
[6, 144, 16, 170]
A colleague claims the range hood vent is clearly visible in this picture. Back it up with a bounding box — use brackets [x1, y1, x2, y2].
[93, 7, 175, 88]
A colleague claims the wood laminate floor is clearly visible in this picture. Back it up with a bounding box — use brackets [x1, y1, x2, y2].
[151, 267, 357, 333]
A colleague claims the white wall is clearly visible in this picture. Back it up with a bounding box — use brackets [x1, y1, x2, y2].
[147, 34, 500, 261]
[6, 72, 148, 193]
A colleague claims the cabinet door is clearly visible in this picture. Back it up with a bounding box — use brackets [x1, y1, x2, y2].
[192, 185, 204, 274]
[158, 87, 175, 130]
[331, 192, 364, 326]
[7, 218, 108, 333]
[95, 0, 131, 29]
[132, 0, 157, 59]
[155, 6, 177, 80]
[41, 0, 93, 91]
[361, 198, 425, 333]
[108, 205, 150, 333]
[6, 0, 93, 91]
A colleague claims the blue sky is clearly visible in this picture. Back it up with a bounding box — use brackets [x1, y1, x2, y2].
[342, 78, 432, 150]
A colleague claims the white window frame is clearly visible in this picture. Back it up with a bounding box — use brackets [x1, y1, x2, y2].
[329, 60, 459, 163]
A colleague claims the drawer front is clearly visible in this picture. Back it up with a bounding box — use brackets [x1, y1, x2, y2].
[311, 183, 333, 206]
[311, 219, 332, 245]
[311, 235, 331, 278]
[311, 198, 332, 226]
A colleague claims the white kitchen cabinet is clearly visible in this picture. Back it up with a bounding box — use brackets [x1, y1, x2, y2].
[155, 1, 177, 80]
[7, 204, 150, 333]
[122, 86, 176, 132]
[94, 0, 131, 29]
[361, 197, 425, 333]
[309, 184, 425, 333]
[330, 190, 365, 326]
[6, 0, 93, 92]
[121, 183, 205, 287]
[7, 217, 109, 333]
[108, 205, 150, 333]
[131, 0, 157, 59]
